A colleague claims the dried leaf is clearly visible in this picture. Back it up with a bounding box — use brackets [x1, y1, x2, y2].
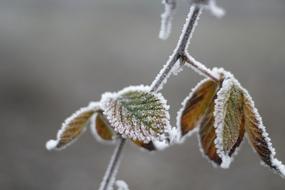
[199, 102, 222, 166]
[46, 102, 100, 151]
[100, 86, 170, 143]
[178, 79, 219, 138]
[243, 89, 285, 177]
[90, 111, 116, 143]
[214, 78, 245, 168]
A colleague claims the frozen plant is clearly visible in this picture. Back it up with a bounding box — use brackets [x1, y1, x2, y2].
[46, 0, 285, 189]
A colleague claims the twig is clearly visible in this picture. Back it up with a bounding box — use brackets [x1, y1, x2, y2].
[159, 0, 177, 40]
[182, 53, 219, 82]
[99, 138, 126, 190]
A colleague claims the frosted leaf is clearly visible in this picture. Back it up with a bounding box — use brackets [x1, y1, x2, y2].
[115, 180, 129, 190]
[46, 102, 100, 151]
[100, 85, 171, 143]
[159, 0, 176, 40]
[198, 101, 222, 167]
[214, 77, 245, 168]
[243, 88, 285, 178]
[90, 111, 117, 144]
[177, 78, 220, 141]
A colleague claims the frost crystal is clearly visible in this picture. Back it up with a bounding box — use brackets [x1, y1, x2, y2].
[159, 0, 176, 40]
[172, 59, 184, 76]
[115, 180, 129, 190]
[100, 85, 171, 143]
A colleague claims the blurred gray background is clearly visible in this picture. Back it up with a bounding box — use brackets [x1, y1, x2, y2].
[1, 0, 285, 189]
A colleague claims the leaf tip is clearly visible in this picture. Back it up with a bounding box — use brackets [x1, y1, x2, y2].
[271, 158, 285, 178]
[46, 139, 57, 151]
[220, 155, 232, 169]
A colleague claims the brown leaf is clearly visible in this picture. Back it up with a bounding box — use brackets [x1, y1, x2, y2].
[179, 79, 219, 137]
[199, 102, 222, 166]
[90, 111, 116, 142]
[243, 91, 285, 177]
[46, 103, 99, 151]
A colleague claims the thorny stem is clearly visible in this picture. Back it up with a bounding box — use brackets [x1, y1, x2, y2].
[99, 138, 126, 190]
[99, 4, 219, 190]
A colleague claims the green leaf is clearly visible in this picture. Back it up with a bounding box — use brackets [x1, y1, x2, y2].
[214, 78, 245, 168]
[100, 86, 170, 143]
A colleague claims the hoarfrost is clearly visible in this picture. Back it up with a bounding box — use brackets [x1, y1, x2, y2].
[115, 180, 129, 190]
[172, 59, 184, 76]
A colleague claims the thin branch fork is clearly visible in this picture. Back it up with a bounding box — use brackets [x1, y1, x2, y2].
[151, 5, 219, 92]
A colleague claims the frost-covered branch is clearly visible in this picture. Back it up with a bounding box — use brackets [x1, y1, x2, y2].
[99, 138, 126, 190]
[151, 5, 201, 92]
[182, 53, 219, 82]
[159, 0, 176, 40]
[151, 3, 219, 92]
